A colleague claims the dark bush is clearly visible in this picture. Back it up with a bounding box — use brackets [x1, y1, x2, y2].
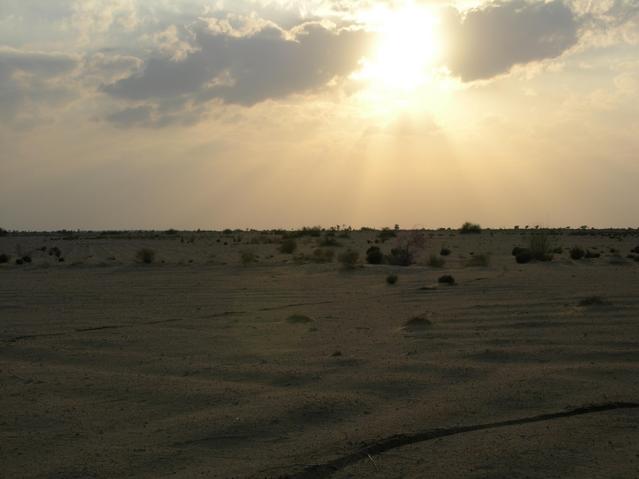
[386, 232, 426, 266]
[552, 247, 564, 254]
[438, 275, 456, 285]
[386, 274, 398, 285]
[440, 247, 451, 256]
[366, 246, 384, 265]
[279, 238, 297, 254]
[516, 251, 533, 264]
[16, 259, 24, 265]
[632, 246, 639, 254]
[49, 247, 62, 258]
[22, 256, 32, 264]
[387, 247, 413, 266]
[460, 222, 482, 234]
[135, 248, 156, 264]
[570, 246, 585, 260]
[529, 233, 553, 261]
[585, 250, 600, 259]
[512, 246, 526, 256]
[0, 254, 9, 264]
[0, 228, 7, 237]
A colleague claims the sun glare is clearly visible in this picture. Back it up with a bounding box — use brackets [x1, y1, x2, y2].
[358, 3, 443, 92]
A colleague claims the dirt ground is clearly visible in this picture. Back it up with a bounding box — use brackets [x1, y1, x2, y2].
[2, 229, 639, 478]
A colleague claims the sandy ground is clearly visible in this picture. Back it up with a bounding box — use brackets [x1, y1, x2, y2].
[2, 229, 639, 478]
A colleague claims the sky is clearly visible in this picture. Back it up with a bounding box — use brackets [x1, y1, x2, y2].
[1, 0, 638, 230]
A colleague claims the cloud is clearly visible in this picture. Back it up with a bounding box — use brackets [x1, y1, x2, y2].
[102, 20, 373, 125]
[0, 47, 78, 124]
[106, 105, 152, 127]
[442, 0, 579, 82]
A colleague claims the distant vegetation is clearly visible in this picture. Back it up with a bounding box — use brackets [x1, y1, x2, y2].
[386, 274, 398, 285]
[285, 226, 322, 238]
[0, 228, 8, 237]
[460, 222, 482, 234]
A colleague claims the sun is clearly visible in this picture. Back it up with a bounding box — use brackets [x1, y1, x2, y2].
[357, 3, 443, 92]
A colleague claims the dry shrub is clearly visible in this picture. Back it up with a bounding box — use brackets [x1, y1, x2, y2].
[136, 248, 155, 264]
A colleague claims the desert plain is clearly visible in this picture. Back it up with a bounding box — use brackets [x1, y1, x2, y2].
[2, 228, 639, 478]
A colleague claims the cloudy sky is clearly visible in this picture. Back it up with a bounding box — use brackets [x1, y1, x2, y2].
[1, 0, 638, 230]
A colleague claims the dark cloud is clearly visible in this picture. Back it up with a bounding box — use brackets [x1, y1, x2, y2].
[102, 22, 373, 125]
[0, 48, 78, 124]
[106, 105, 152, 128]
[442, 0, 579, 81]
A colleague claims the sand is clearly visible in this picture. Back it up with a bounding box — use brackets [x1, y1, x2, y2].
[1, 229, 639, 478]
